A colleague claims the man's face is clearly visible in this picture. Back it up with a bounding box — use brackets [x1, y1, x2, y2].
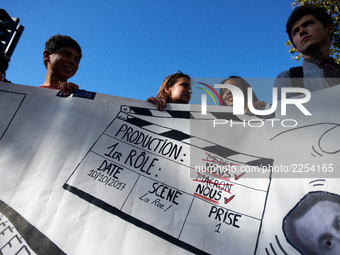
[291, 15, 333, 57]
[46, 47, 80, 82]
[294, 200, 340, 255]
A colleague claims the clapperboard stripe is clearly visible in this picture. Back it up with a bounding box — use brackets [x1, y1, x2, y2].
[124, 115, 153, 128]
[123, 105, 276, 120]
[167, 110, 191, 119]
[123, 114, 190, 142]
[121, 105, 246, 121]
[203, 145, 242, 159]
[201, 145, 273, 167]
[247, 158, 274, 167]
[160, 130, 191, 141]
[120, 106, 274, 168]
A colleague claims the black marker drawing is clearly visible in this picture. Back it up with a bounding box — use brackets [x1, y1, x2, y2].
[271, 123, 340, 157]
[64, 105, 274, 255]
[282, 191, 340, 255]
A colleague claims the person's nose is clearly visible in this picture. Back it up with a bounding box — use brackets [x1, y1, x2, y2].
[68, 56, 79, 71]
[299, 26, 308, 37]
[69, 56, 76, 65]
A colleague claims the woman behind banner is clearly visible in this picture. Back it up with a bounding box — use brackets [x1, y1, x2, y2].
[147, 71, 191, 111]
[219, 76, 265, 113]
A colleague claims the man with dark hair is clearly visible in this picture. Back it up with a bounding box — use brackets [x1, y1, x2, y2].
[274, 5, 340, 99]
[40, 34, 82, 96]
[283, 191, 340, 255]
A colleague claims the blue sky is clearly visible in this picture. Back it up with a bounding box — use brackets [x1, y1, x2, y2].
[3, 0, 298, 104]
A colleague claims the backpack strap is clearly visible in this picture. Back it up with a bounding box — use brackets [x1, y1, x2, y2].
[289, 66, 304, 88]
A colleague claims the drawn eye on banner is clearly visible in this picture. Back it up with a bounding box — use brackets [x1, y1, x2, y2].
[63, 105, 274, 255]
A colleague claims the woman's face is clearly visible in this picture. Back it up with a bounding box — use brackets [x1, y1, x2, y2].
[221, 79, 240, 106]
[166, 77, 191, 104]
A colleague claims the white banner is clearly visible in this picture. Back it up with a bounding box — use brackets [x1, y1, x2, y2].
[0, 82, 339, 255]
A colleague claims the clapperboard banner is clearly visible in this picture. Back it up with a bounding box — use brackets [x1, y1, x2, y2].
[2, 82, 340, 255]
[64, 105, 274, 255]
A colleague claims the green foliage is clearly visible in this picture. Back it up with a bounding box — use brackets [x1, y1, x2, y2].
[286, 0, 340, 64]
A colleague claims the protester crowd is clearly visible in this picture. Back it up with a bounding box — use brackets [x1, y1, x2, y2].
[1, 5, 340, 109]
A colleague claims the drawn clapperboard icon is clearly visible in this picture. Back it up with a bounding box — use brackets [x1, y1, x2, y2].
[64, 105, 273, 255]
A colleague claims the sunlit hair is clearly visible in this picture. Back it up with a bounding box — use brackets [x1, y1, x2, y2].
[219, 76, 259, 106]
[157, 73, 191, 102]
[44, 34, 82, 68]
[286, 5, 334, 48]
[283, 191, 340, 255]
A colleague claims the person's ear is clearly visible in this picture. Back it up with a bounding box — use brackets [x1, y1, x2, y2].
[43, 50, 50, 62]
[165, 86, 171, 94]
[326, 24, 335, 36]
